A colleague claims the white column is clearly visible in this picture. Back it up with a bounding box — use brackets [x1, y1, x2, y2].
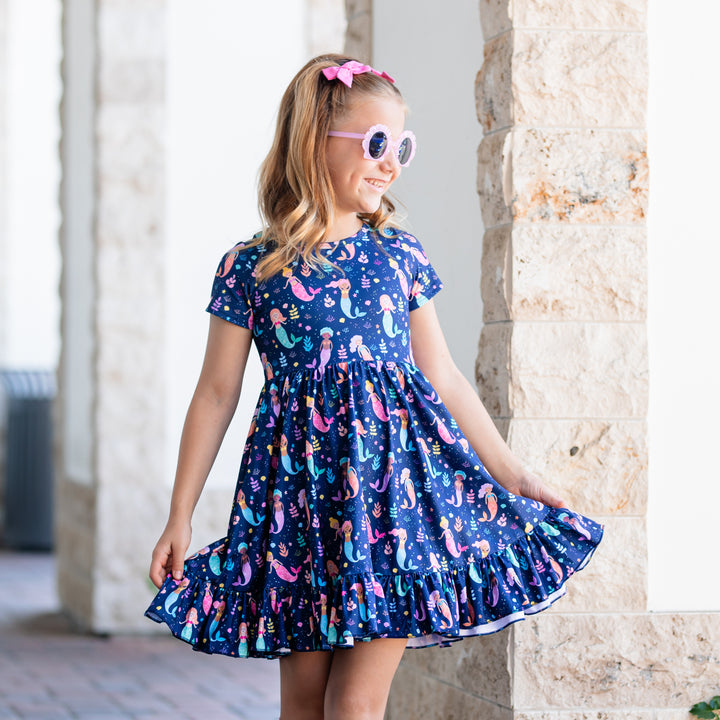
[58, 0, 345, 633]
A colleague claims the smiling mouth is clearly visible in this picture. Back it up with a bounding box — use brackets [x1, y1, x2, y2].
[365, 178, 387, 190]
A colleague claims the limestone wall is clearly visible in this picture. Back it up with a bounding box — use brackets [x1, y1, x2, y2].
[387, 0, 715, 715]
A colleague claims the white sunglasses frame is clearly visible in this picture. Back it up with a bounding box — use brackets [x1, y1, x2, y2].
[327, 123, 417, 167]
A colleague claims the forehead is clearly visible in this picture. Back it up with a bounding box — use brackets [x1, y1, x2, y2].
[335, 94, 406, 132]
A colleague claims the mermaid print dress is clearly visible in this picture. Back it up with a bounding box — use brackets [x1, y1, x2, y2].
[145, 223, 603, 658]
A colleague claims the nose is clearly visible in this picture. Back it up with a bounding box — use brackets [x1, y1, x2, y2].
[378, 148, 401, 175]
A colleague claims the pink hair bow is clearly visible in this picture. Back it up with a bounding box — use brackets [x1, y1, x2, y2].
[322, 60, 395, 88]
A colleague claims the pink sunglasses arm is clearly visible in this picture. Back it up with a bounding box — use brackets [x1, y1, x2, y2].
[327, 131, 365, 139]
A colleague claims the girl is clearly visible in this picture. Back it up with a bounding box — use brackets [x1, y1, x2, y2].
[147, 54, 603, 720]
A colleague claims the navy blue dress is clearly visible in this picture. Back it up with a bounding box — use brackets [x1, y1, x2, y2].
[145, 223, 603, 658]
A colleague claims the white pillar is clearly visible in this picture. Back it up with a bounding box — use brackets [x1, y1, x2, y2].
[58, 0, 169, 631]
[58, 0, 345, 633]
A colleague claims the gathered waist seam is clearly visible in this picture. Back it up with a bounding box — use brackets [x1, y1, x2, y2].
[263, 357, 418, 384]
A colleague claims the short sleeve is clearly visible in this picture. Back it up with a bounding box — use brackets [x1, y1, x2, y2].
[406, 234, 443, 311]
[206, 244, 254, 329]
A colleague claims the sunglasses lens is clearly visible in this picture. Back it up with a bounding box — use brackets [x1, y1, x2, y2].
[368, 131, 388, 160]
[397, 137, 414, 166]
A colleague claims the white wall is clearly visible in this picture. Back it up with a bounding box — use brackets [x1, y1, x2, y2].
[372, 0, 485, 383]
[165, 2, 344, 490]
[647, 2, 720, 610]
[2, 0, 61, 370]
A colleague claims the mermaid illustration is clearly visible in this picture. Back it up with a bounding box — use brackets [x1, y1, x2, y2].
[231, 542, 252, 586]
[558, 511, 593, 540]
[377, 294, 401, 337]
[391, 407, 414, 451]
[339, 520, 366, 563]
[266, 551, 302, 582]
[430, 410, 459, 446]
[447, 470, 466, 507]
[409, 278, 431, 308]
[319, 593, 329, 637]
[348, 334, 374, 361]
[332, 459, 359, 501]
[208, 545, 222, 575]
[305, 439, 325, 481]
[316, 327, 333, 375]
[388, 527, 417, 571]
[163, 577, 190, 617]
[351, 418, 375, 461]
[387, 256, 409, 298]
[215, 247, 239, 277]
[298, 488, 312, 529]
[236, 488, 265, 526]
[370, 451, 394, 492]
[269, 308, 300, 348]
[256, 616, 267, 653]
[270, 490, 285, 534]
[208, 600, 227, 642]
[478, 482, 498, 522]
[180, 607, 199, 641]
[335, 240, 356, 262]
[364, 379, 390, 421]
[540, 546, 564, 583]
[237, 621, 249, 658]
[392, 239, 430, 267]
[417, 437, 440, 478]
[364, 512, 385, 544]
[260, 352, 274, 381]
[399, 467, 416, 509]
[306, 396, 333, 433]
[351, 582, 370, 621]
[326, 278, 367, 318]
[428, 590, 453, 630]
[266, 384, 281, 426]
[439, 516, 468, 558]
[282, 266, 321, 301]
[280, 433, 304, 475]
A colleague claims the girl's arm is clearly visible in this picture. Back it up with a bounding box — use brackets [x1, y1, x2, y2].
[149, 316, 254, 588]
[409, 300, 565, 509]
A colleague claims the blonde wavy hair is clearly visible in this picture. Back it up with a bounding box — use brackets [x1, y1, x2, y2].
[249, 53, 405, 281]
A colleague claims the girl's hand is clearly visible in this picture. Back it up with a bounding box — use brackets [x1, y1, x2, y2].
[149, 520, 192, 589]
[505, 469, 566, 509]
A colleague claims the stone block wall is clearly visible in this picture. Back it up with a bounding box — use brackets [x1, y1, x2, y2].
[387, 0, 717, 716]
[474, 0, 650, 648]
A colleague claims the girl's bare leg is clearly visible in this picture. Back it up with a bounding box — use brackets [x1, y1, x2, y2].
[324, 638, 408, 720]
[279, 649, 333, 720]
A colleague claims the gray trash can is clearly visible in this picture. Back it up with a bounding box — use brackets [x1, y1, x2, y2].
[1, 370, 56, 550]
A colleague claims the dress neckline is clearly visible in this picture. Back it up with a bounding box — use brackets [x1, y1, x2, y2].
[321, 222, 369, 254]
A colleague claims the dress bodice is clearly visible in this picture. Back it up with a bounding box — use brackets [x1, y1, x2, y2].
[207, 224, 443, 380]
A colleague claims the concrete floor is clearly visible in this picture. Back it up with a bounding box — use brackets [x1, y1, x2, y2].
[0, 551, 281, 719]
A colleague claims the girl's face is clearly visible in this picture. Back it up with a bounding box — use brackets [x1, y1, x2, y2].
[326, 95, 406, 231]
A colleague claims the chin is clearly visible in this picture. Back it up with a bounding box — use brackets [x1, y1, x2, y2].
[359, 198, 383, 216]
